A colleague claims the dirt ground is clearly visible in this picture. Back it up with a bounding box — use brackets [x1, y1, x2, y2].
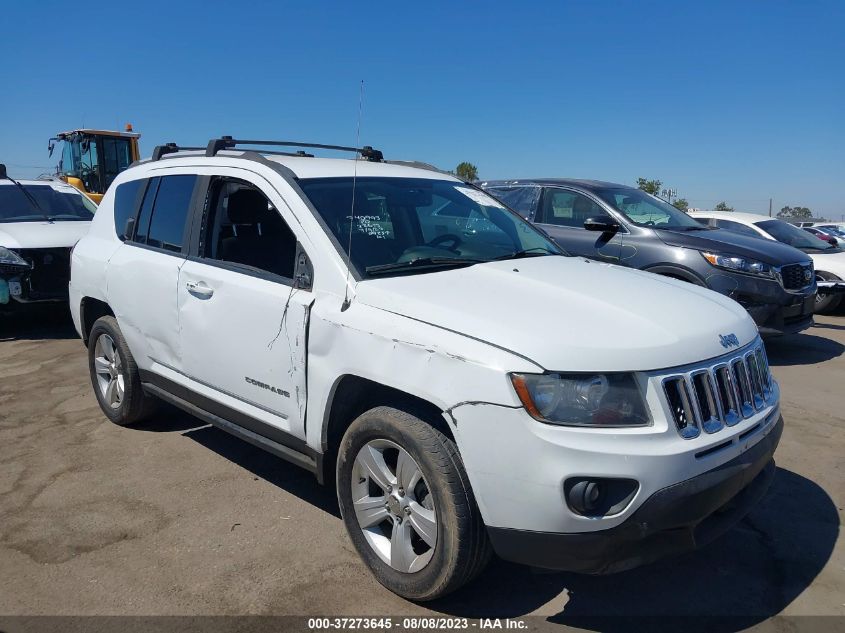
[0, 308, 842, 631]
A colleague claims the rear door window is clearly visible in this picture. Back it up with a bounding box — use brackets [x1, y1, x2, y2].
[134, 175, 197, 253]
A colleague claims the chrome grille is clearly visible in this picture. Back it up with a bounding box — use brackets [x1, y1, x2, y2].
[663, 342, 774, 439]
[731, 358, 755, 418]
[713, 365, 741, 426]
[663, 377, 698, 439]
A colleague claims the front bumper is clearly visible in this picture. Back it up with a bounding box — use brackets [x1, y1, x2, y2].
[703, 272, 815, 337]
[487, 416, 781, 573]
[0, 247, 72, 306]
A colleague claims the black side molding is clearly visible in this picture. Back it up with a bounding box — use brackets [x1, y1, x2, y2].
[140, 373, 324, 483]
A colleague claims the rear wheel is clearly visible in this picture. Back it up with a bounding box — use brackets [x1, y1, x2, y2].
[814, 272, 842, 314]
[336, 406, 491, 601]
[87, 316, 156, 426]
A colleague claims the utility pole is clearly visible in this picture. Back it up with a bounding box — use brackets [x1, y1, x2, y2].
[769, 198, 772, 217]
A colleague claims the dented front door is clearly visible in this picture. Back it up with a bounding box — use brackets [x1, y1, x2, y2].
[177, 260, 312, 439]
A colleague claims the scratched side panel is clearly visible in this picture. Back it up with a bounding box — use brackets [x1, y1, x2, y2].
[106, 246, 186, 372]
[177, 259, 313, 437]
[304, 295, 540, 452]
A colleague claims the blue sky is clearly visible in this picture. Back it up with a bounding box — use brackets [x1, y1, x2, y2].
[1, 1, 843, 218]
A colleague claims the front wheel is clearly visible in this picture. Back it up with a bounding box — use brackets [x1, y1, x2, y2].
[336, 407, 491, 601]
[814, 272, 842, 314]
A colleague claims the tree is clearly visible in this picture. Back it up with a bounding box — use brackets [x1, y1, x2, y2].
[636, 178, 662, 195]
[777, 205, 812, 219]
[672, 198, 689, 212]
[455, 162, 479, 182]
[714, 201, 734, 212]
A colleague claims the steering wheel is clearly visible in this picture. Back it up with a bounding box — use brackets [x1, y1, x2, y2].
[426, 233, 463, 251]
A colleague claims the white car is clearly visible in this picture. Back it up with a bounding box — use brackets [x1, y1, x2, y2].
[69, 139, 782, 600]
[690, 211, 845, 313]
[0, 168, 96, 311]
[814, 222, 845, 233]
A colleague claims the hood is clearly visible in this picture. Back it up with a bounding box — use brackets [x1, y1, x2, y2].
[0, 221, 91, 249]
[806, 249, 845, 278]
[355, 256, 759, 372]
[655, 227, 811, 265]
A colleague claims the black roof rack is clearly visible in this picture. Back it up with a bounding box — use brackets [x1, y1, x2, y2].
[205, 136, 383, 161]
[151, 143, 205, 161]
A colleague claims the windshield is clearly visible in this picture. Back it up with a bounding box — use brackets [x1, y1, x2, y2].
[756, 219, 834, 250]
[0, 183, 96, 222]
[298, 177, 562, 277]
[594, 188, 703, 229]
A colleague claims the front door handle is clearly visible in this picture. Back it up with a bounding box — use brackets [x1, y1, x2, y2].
[186, 280, 214, 299]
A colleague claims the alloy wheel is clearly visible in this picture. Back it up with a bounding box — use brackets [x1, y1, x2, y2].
[93, 333, 124, 409]
[351, 439, 437, 573]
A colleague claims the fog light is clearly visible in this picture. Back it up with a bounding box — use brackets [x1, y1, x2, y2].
[568, 480, 604, 514]
[564, 477, 639, 517]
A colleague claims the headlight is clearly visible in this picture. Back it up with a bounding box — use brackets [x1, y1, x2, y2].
[701, 251, 773, 277]
[510, 372, 650, 427]
[0, 246, 30, 270]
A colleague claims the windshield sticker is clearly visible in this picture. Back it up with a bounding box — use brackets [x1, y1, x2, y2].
[455, 187, 505, 209]
[349, 215, 391, 239]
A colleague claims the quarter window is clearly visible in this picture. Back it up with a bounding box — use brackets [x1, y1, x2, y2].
[113, 179, 146, 240]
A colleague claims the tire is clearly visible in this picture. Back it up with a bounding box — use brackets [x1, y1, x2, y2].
[87, 315, 156, 426]
[814, 272, 842, 314]
[336, 406, 491, 601]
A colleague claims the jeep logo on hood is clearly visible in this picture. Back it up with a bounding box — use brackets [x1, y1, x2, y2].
[719, 333, 740, 349]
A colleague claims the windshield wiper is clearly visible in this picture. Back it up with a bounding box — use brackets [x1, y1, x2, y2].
[494, 247, 558, 260]
[44, 214, 89, 221]
[366, 257, 483, 275]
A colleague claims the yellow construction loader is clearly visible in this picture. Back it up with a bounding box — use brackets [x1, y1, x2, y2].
[48, 125, 141, 203]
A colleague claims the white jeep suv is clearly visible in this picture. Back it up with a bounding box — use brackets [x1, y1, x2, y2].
[69, 137, 783, 600]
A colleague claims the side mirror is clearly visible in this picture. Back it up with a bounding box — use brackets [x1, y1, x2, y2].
[0, 164, 6, 179]
[584, 216, 619, 233]
[293, 243, 313, 290]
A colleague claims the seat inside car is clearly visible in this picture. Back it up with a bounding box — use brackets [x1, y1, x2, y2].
[218, 187, 296, 279]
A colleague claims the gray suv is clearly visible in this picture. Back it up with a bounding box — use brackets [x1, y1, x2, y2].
[482, 179, 816, 336]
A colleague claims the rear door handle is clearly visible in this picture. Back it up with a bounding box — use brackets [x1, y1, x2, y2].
[186, 280, 214, 299]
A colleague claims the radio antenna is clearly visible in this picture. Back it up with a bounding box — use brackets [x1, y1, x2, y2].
[341, 80, 364, 311]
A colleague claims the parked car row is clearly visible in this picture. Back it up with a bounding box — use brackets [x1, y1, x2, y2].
[687, 211, 845, 313]
[4, 143, 840, 600]
[481, 179, 818, 334]
[804, 225, 845, 247]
